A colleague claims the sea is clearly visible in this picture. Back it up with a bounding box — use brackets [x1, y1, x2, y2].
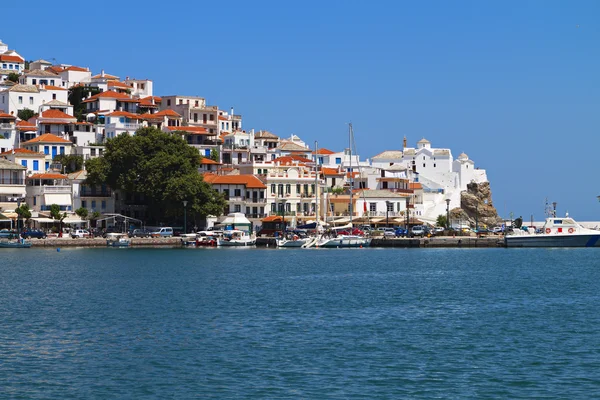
[1, 247, 599, 399]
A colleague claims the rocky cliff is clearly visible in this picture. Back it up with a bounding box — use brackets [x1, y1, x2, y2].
[450, 182, 502, 228]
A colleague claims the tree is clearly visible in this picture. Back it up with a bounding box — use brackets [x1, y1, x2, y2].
[17, 108, 35, 122]
[436, 214, 447, 228]
[210, 148, 220, 162]
[89, 211, 101, 228]
[68, 85, 102, 122]
[15, 203, 32, 229]
[50, 204, 67, 236]
[75, 207, 88, 220]
[7, 72, 19, 83]
[85, 127, 226, 224]
[331, 186, 345, 195]
[53, 154, 83, 174]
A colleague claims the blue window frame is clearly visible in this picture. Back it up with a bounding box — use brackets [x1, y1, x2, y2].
[91, 200, 96, 209]
[21, 160, 27, 167]
[205, 149, 210, 157]
[33, 197, 36, 206]
[33, 160, 39, 171]
[335, 157, 341, 164]
[52, 146, 57, 158]
[60, 146, 65, 155]
[44, 146, 49, 155]
[101, 200, 106, 210]
[45, 161, 49, 171]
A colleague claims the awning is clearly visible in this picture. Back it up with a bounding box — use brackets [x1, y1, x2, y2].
[63, 217, 86, 224]
[0, 212, 18, 220]
[33, 217, 57, 223]
[44, 194, 71, 205]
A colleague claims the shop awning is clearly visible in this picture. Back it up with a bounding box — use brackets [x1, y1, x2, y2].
[44, 194, 72, 205]
[0, 212, 18, 220]
[33, 217, 57, 223]
[63, 217, 86, 224]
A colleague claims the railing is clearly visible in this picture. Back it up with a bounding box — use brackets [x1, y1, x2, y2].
[0, 178, 25, 185]
[246, 213, 269, 219]
[387, 188, 414, 194]
[0, 123, 13, 129]
[106, 123, 141, 130]
[41, 205, 72, 211]
[247, 198, 267, 204]
[43, 186, 71, 194]
[80, 189, 112, 197]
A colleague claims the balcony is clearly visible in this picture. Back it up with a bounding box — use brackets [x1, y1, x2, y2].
[80, 189, 112, 197]
[106, 123, 141, 131]
[0, 123, 14, 129]
[42, 186, 71, 194]
[0, 178, 25, 185]
[387, 188, 414, 194]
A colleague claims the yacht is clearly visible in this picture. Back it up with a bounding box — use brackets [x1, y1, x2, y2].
[505, 215, 600, 247]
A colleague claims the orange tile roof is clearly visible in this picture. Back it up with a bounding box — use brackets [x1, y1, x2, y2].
[262, 216, 283, 222]
[82, 90, 133, 102]
[28, 173, 68, 180]
[91, 72, 119, 79]
[321, 167, 343, 175]
[203, 173, 266, 189]
[0, 55, 24, 63]
[41, 85, 66, 91]
[16, 120, 36, 131]
[46, 66, 64, 74]
[108, 81, 133, 89]
[0, 112, 16, 120]
[154, 109, 181, 118]
[139, 96, 161, 106]
[22, 134, 72, 144]
[40, 109, 75, 119]
[0, 148, 43, 156]
[201, 158, 220, 164]
[409, 182, 422, 189]
[167, 126, 208, 134]
[313, 148, 335, 155]
[218, 115, 228, 121]
[272, 155, 313, 166]
[65, 66, 88, 72]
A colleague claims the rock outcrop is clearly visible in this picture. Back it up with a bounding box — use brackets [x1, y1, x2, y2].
[452, 181, 502, 228]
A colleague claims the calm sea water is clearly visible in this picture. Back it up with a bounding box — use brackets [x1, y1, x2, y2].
[1, 247, 600, 399]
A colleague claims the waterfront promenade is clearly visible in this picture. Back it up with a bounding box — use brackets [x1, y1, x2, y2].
[25, 235, 505, 248]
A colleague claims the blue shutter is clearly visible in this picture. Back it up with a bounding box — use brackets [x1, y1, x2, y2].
[21, 160, 27, 167]
[33, 160, 39, 171]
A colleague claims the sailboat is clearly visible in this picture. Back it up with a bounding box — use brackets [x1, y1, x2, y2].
[316, 123, 371, 248]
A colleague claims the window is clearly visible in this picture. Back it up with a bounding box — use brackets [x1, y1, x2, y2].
[1, 64, 5, 69]
[21, 160, 27, 167]
[387, 202, 394, 212]
[91, 200, 96, 209]
[167, 99, 171, 106]
[33, 160, 39, 171]
[285, 184, 291, 194]
[15, 65, 19, 71]
[45, 161, 49, 171]
[91, 148, 96, 156]
[296, 184, 301, 194]
[271, 184, 276, 194]
[29, 97, 33, 105]
[209, 114, 214, 121]
[311, 184, 315, 194]
[33, 197, 36, 206]
[101, 200, 106, 210]
[335, 157, 341, 164]
[18, 96, 22, 104]
[370, 203, 377, 212]
[234, 204, 241, 212]
[60, 146, 65, 155]
[32, 79, 36, 85]
[234, 189, 241, 197]
[81, 200, 87, 208]
[52, 94, 56, 100]
[50, 80, 55, 86]
[319, 157, 324, 164]
[179, 99, 183, 105]
[193, 113, 198, 122]
[434, 163, 436, 168]
[278, 184, 284, 196]
[423, 163, 426, 168]
[223, 189, 229, 199]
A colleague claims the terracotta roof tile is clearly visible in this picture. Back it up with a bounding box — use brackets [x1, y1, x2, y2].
[82, 90, 133, 102]
[321, 167, 343, 176]
[64, 66, 88, 72]
[203, 173, 266, 189]
[40, 109, 75, 119]
[28, 173, 68, 180]
[0, 112, 16, 120]
[0, 55, 24, 63]
[154, 109, 181, 118]
[167, 126, 208, 134]
[41, 85, 66, 91]
[0, 148, 43, 156]
[200, 158, 220, 164]
[313, 148, 335, 155]
[22, 134, 72, 144]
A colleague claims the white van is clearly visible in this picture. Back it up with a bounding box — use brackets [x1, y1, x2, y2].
[151, 227, 173, 238]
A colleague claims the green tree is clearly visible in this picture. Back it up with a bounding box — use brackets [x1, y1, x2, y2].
[436, 214, 447, 228]
[210, 148, 220, 162]
[68, 85, 102, 122]
[7, 72, 19, 83]
[53, 154, 83, 174]
[75, 207, 88, 220]
[89, 211, 101, 228]
[17, 108, 35, 122]
[331, 186, 345, 195]
[15, 203, 32, 229]
[85, 127, 226, 224]
[50, 204, 67, 236]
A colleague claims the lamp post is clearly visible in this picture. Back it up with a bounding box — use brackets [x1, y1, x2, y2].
[552, 202, 557, 217]
[385, 201, 390, 228]
[182, 200, 188, 234]
[405, 197, 410, 231]
[445, 198, 451, 230]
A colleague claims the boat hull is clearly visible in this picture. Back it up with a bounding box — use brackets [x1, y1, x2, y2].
[217, 239, 256, 247]
[318, 235, 372, 248]
[0, 242, 31, 248]
[277, 239, 308, 248]
[505, 233, 600, 247]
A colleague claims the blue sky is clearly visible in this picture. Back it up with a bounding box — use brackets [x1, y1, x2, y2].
[4, 0, 600, 219]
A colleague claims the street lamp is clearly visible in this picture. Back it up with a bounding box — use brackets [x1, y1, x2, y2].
[405, 197, 410, 231]
[445, 198, 451, 230]
[385, 200, 390, 228]
[182, 200, 188, 234]
[552, 202, 557, 217]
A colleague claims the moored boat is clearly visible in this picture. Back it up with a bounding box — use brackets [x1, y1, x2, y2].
[217, 230, 256, 247]
[106, 233, 131, 247]
[505, 215, 600, 247]
[0, 234, 32, 248]
[276, 232, 310, 248]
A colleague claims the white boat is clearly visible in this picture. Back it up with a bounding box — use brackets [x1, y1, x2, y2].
[0, 235, 32, 248]
[276, 233, 310, 248]
[505, 215, 600, 247]
[106, 233, 131, 247]
[317, 234, 372, 248]
[217, 230, 256, 247]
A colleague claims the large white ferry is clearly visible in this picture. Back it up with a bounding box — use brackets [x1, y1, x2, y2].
[505, 216, 600, 247]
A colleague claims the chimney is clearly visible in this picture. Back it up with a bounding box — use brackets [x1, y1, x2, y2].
[101, 69, 105, 77]
[230, 106, 234, 116]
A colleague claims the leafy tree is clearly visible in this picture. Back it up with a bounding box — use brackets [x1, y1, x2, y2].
[7, 72, 19, 83]
[210, 148, 220, 162]
[17, 108, 35, 122]
[15, 203, 32, 229]
[85, 127, 226, 224]
[53, 154, 83, 174]
[50, 204, 67, 236]
[75, 207, 88, 220]
[436, 214, 447, 228]
[89, 211, 101, 228]
[68, 85, 102, 122]
[331, 186, 345, 195]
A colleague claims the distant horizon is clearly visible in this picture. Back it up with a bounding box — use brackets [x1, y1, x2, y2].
[3, 0, 600, 219]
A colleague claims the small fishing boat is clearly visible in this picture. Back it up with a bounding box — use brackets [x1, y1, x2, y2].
[276, 232, 310, 248]
[0, 234, 32, 248]
[106, 233, 131, 247]
[217, 230, 256, 247]
[195, 231, 219, 247]
[505, 214, 600, 247]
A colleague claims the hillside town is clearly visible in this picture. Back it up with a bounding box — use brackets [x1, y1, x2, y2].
[0, 39, 497, 233]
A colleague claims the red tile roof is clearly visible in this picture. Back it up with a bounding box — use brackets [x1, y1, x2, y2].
[409, 182, 422, 189]
[201, 158, 220, 164]
[0, 55, 24, 63]
[272, 155, 313, 165]
[41, 85, 66, 91]
[108, 81, 133, 89]
[47, 66, 65, 74]
[40, 109, 75, 119]
[154, 109, 181, 118]
[82, 90, 133, 102]
[22, 134, 72, 144]
[218, 115, 228, 121]
[203, 173, 266, 189]
[321, 167, 343, 175]
[139, 96, 161, 106]
[313, 148, 335, 155]
[28, 173, 68, 180]
[262, 216, 283, 222]
[65, 66, 88, 72]
[16, 120, 36, 131]
[0, 148, 43, 156]
[0, 112, 16, 120]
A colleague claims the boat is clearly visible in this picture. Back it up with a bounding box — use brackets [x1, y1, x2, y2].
[195, 231, 219, 247]
[106, 233, 131, 247]
[505, 215, 600, 247]
[179, 233, 197, 247]
[217, 230, 256, 247]
[0, 234, 32, 248]
[276, 232, 310, 248]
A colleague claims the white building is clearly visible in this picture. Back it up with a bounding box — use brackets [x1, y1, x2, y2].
[26, 172, 73, 213]
[124, 77, 153, 97]
[68, 170, 115, 214]
[0, 84, 68, 115]
[0, 111, 18, 153]
[202, 173, 268, 222]
[0, 158, 26, 212]
[0, 39, 25, 76]
[0, 148, 48, 175]
[19, 69, 62, 87]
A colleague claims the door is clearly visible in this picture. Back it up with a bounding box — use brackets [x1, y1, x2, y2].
[51, 146, 57, 158]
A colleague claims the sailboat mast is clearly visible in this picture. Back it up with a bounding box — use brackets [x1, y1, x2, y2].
[349, 123, 353, 227]
[315, 140, 319, 228]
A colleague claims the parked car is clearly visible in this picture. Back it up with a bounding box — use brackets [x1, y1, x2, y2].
[71, 229, 91, 238]
[129, 229, 152, 238]
[434, 226, 445, 234]
[20, 229, 47, 239]
[492, 226, 504, 234]
[102, 227, 121, 238]
[150, 227, 173, 238]
[395, 228, 408, 237]
[411, 225, 426, 237]
[383, 228, 396, 237]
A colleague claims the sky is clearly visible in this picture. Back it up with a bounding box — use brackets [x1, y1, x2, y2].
[4, 0, 600, 219]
